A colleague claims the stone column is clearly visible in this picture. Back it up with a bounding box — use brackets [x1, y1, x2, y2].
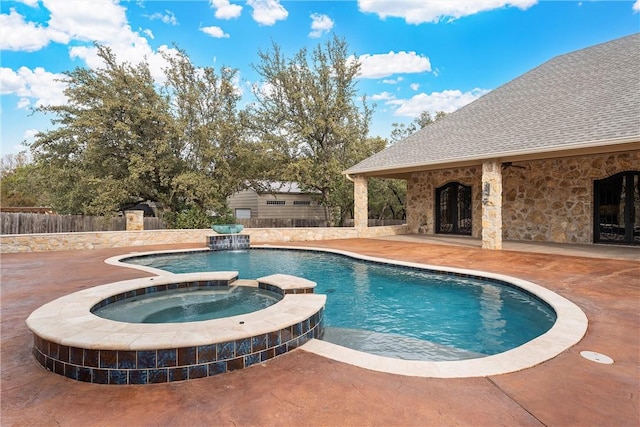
[353, 175, 368, 235]
[125, 210, 144, 231]
[481, 160, 502, 250]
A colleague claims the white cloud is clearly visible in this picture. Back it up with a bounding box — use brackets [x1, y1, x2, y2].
[355, 51, 431, 79]
[143, 28, 154, 39]
[381, 77, 404, 84]
[69, 40, 179, 84]
[309, 13, 334, 38]
[371, 91, 395, 101]
[1, 0, 177, 82]
[633, 0, 640, 12]
[200, 26, 230, 38]
[0, 66, 68, 108]
[17, 98, 31, 109]
[44, 0, 130, 44]
[210, 0, 243, 19]
[23, 129, 39, 140]
[147, 10, 178, 26]
[410, 83, 420, 91]
[387, 88, 489, 117]
[247, 0, 288, 26]
[0, 8, 67, 51]
[357, 0, 538, 24]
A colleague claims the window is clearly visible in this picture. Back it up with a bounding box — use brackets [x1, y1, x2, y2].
[293, 200, 311, 206]
[235, 208, 251, 219]
[266, 200, 285, 205]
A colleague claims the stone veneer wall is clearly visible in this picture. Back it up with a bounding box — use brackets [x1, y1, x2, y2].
[405, 150, 639, 244]
[502, 150, 639, 244]
[0, 225, 408, 253]
[407, 166, 483, 237]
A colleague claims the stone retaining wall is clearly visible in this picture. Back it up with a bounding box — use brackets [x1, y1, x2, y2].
[0, 225, 408, 253]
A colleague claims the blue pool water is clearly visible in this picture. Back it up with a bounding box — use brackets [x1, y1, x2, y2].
[124, 249, 556, 361]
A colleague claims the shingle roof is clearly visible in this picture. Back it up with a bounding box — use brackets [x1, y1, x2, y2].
[346, 33, 640, 176]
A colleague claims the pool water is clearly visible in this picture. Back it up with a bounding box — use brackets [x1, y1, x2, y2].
[125, 249, 556, 361]
[95, 286, 282, 323]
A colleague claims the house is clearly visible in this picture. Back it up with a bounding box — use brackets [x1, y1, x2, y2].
[227, 181, 327, 222]
[345, 33, 640, 249]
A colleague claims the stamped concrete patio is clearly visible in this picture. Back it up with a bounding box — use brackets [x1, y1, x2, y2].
[1, 238, 638, 426]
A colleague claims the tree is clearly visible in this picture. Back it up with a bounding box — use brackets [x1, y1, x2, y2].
[162, 49, 258, 217]
[248, 35, 374, 225]
[31, 45, 181, 215]
[0, 152, 44, 207]
[28, 45, 254, 224]
[390, 110, 446, 144]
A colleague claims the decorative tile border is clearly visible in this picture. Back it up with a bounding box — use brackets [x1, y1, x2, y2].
[31, 310, 323, 385]
[90, 278, 237, 312]
[257, 274, 317, 296]
[208, 234, 250, 251]
[27, 272, 326, 385]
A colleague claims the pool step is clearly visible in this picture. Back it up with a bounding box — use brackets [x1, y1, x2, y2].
[234, 279, 259, 288]
[321, 327, 486, 361]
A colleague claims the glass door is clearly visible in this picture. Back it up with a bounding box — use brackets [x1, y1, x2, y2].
[594, 171, 639, 245]
[436, 182, 472, 235]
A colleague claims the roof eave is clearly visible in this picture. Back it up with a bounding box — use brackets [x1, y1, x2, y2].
[344, 136, 640, 178]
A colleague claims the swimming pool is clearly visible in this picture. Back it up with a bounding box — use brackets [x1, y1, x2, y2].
[124, 248, 556, 361]
[28, 245, 588, 382]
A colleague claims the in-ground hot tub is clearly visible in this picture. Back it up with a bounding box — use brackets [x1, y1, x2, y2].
[26, 272, 325, 385]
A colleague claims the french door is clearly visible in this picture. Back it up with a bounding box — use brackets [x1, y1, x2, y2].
[436, 182, 472, 235]
[594, 171, 639, 245]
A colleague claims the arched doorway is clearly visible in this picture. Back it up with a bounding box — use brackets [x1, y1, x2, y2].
[435, 182, 472, 235]
[594, 171, 639, 245]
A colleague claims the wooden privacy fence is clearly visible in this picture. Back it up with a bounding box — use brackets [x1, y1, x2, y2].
[0, 213, 167, 235]
[237, 218, 329, 228]
[238, 218, 405, 228]
[1, 213, 405, 235]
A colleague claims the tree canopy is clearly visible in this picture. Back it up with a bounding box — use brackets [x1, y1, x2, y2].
[5, 37, 432, 227]
[27, 45, 257, 223]
[248, 35, 375, 225]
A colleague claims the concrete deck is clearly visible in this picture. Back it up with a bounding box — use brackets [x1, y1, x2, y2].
[1, 239, 638, 426]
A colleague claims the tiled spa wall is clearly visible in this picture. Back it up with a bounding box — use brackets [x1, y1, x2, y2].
[31, 278, 324, 385]
[31, 309, 324, 385]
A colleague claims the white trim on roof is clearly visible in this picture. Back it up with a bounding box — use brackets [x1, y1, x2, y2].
[345, 137, 640, 177]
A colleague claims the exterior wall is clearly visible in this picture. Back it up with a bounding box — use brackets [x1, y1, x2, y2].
[405, 149, 639, 244]
[227, 189, 326, 220]
[256, 193, 326, 220]
[502, 150, 640, 243]
[406, 166, 482, 238]
[0, 225, 407, 253]
[227, 189, 259, 218]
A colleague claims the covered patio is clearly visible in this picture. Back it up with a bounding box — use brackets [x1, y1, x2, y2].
[347, 34, 640, 250]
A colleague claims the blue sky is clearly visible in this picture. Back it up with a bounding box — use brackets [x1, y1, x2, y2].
[1, 0, 639, 157]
